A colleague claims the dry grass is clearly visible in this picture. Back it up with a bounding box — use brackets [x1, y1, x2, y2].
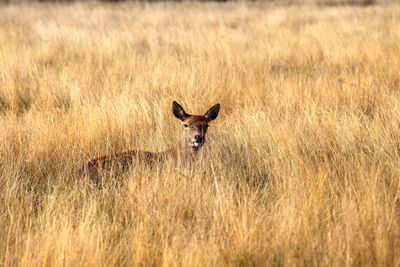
[1, 1, 400, 266]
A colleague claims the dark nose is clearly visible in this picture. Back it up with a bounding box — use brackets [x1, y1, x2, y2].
[195, 135, 204, 143]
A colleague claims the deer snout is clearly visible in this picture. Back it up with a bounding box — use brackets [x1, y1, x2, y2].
[194, 135, 204, 144]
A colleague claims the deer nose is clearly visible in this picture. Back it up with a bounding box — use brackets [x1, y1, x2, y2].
[195, 135, 204, 144]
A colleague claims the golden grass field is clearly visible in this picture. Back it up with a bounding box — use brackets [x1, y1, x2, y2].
[0, 1, 400, 266]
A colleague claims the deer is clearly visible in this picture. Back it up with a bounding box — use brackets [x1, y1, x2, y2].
[77, 101, 220, 184]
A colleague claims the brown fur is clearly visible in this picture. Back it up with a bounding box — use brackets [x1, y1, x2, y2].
[77, 101, 220, 184]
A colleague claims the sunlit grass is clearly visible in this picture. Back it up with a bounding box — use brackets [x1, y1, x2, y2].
[0, 2, 400, 266]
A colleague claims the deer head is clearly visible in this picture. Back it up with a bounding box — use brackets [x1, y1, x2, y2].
[172, 101, 220, 151]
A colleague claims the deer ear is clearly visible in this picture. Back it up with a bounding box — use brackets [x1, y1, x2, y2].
[203, 103, 220, 122]
[172, 101, 188, 121]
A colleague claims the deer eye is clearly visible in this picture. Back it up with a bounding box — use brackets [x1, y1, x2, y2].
[184, 124, 188, 128]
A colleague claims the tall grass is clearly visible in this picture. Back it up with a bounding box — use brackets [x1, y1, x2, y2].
[1, 2, 400, 266]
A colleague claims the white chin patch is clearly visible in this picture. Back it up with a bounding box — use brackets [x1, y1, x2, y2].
[192, 142, 200, 147]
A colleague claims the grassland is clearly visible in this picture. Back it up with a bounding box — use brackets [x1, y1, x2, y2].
[1, 1, 400, 266]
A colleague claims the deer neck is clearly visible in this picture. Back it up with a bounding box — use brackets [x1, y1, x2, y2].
[164, 140, 199, 159]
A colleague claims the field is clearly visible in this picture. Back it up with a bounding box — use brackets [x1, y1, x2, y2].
[1, 1, 400, 266]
